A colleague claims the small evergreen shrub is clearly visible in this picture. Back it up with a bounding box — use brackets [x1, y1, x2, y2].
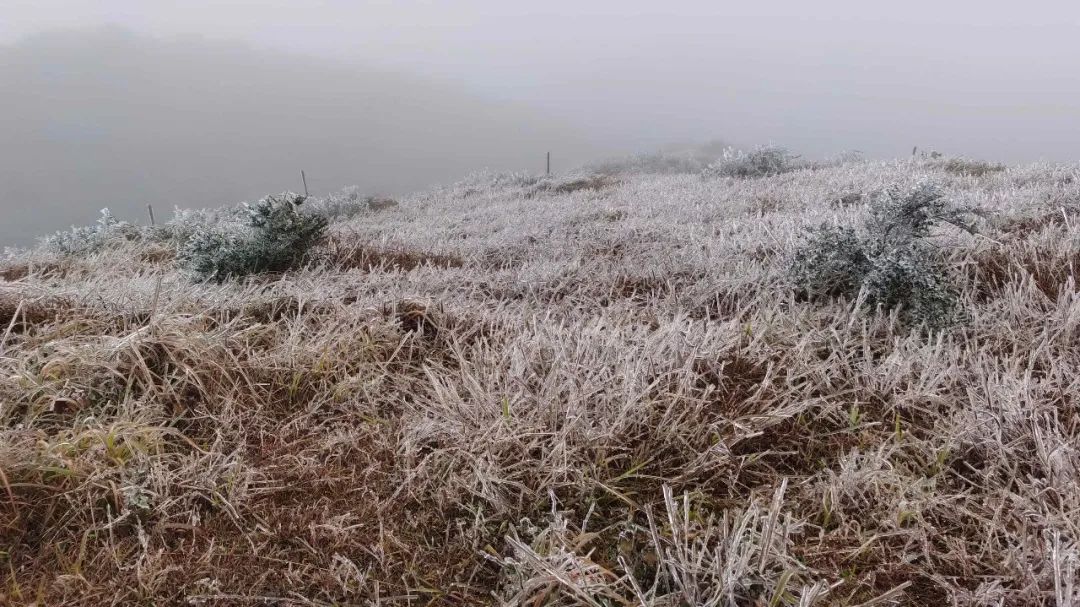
[789, 182, 970, 329]
[43, 208, 142, 255]
[788, 226, 871, 299]
[867, 182, 968, 243]
[704, 146, 799, 179]
[177, 192, 328, 282]
[863, 247, 960, 327]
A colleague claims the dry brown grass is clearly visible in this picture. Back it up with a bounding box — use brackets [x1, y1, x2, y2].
[2, 158, 1080, 605]
[0, 260, 70, 282]
[938, 157, 1007, 177]
[527, 174, 619, 199]
[368, 196, 400, 212]
[325, 235, 465, 273]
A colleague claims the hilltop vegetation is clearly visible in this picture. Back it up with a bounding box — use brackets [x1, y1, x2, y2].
[2, 152, 1080, 605]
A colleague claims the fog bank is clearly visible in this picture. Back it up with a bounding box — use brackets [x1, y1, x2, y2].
[0, 29, 604, 246]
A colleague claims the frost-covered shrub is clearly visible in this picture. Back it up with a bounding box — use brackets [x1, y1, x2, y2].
[177, 192, 328, 282]
[830, 150, 865, 165]
[147, 206, 243, 247]
[789, 182, 968, 329]
[788, 226, 871, 299]
[704, 146, 800, 179]
[868, 182, 957, 243]
[863, 247, 960, 327]
[43, 208, 142, 255]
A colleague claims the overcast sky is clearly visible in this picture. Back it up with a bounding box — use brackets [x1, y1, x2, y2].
[5, 1, 1080, 159]
[3, 2, 1080, 245]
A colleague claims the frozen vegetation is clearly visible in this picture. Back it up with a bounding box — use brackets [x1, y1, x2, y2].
[3, 151, 1080, 605]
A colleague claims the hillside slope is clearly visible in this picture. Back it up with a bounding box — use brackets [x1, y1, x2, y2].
[2, 157, 1080, 605]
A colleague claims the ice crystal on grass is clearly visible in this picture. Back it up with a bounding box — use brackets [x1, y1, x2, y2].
[43, 208, 142, 255]
[704, 146, 800, 179]
[146, 206, 244, 248]
[9, 151, 1079, 607]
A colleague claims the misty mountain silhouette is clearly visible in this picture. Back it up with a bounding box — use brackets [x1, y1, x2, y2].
[0, 28, 600, 246]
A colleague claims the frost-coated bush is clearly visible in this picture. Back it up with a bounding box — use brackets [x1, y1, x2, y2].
[147, 206, 244, 247]
[867, 182, 972, 244]
[790, 182, 967, 329]
[43, 208, 142, 255]
[863, 247, 960, 327]
[788, 226, 871, 299]
[177, 192, 328, 282]
[704, 146, 799, 179]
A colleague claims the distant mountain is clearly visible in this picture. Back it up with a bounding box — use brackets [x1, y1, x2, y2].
[0, 28, 603, 246]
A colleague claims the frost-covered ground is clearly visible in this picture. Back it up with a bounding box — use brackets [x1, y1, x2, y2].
[3, 156, 1080, 605]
